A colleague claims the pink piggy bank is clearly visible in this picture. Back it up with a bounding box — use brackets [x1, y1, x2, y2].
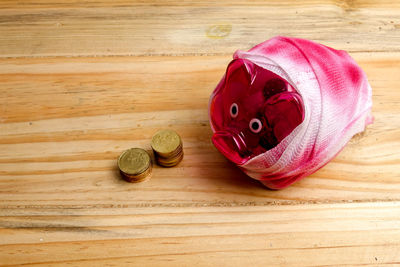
[209, 36, 373, 189]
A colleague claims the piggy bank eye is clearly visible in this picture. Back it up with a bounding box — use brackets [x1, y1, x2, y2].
[249, 118, 262, 133]
[230, 103, 239, 118]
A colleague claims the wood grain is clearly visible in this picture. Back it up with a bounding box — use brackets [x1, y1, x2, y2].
[1, 203, 400, 266]
[0, 53, 399, 206]
[1, 1, 400, 57]
[1, 0, 400, 266]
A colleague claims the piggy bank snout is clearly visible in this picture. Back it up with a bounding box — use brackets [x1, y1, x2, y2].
[212, 130, 251, 165]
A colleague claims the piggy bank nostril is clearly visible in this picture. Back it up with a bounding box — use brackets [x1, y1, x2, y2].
[249, 118, 262, 133]
[230, 103, 239, 118]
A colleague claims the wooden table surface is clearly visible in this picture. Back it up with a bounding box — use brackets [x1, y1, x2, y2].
[1, 1, 400, 266]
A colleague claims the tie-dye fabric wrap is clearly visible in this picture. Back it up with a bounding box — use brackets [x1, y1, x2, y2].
[209, 36, 373, 189]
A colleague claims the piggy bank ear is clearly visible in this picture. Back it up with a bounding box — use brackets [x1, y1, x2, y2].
[222, 58, 256, 97]
[212, 58, 255, 97]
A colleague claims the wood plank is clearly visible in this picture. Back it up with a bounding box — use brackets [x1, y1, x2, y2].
[1, 0, 399, 266]
[1, 1, 400, 57]
[0, 53, 398, 122]
[0, 203, 399, 266]
[1, 0, 400, 9]
[0, 53, 399, 205]
[0, 56, 227, 123]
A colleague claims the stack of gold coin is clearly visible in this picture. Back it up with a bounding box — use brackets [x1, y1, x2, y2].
[118, 148, 152, 183]
[151, 129, 183, 167]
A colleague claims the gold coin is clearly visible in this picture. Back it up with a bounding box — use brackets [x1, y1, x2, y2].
[121, 163, 152, 183]
[118, 148, 151, 176]
[156, 151, 184, 167]
[151, 129, 181, 156]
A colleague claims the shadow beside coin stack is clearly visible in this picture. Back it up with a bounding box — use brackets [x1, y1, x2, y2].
[117, 129, 183, 183]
